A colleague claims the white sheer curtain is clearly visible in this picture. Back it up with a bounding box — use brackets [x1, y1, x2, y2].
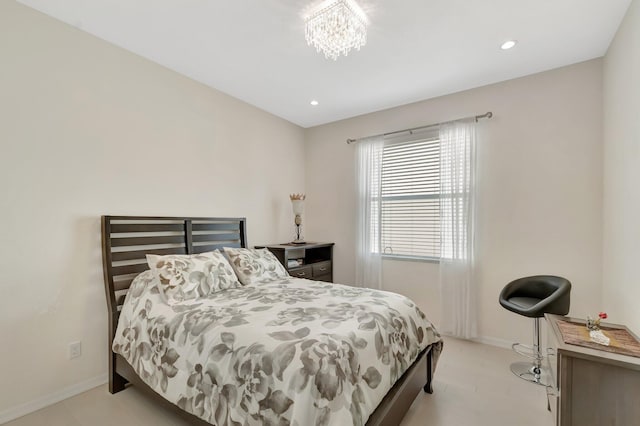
[439, 120, 478, 339]
[355, 136, 385, 289]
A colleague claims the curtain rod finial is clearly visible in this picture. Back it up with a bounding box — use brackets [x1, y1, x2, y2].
[475, 111, 493, 122]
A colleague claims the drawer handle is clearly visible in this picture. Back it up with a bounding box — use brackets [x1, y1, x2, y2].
[547, 348, 556, 356]
[319, 267, 326, 271]
[297, 272, 306, 276]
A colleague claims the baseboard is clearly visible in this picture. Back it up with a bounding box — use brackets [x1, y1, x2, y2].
[0, 373, 108, 424]
[472, 335, 513, 350]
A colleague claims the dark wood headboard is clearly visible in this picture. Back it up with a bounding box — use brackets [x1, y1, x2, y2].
[101, 215, 247, 330]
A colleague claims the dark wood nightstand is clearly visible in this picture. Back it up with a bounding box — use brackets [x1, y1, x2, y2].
[255, 242, 334, 282]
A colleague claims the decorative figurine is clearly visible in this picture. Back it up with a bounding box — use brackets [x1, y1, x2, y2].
[587, 312, 610, 346]
[586, 312, 608, 331]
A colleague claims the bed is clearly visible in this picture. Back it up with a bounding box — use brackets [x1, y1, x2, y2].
[102, 215, 442, 425]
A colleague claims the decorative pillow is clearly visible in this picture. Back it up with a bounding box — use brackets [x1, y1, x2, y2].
[223, 247, 289, 285]
[146, 250, 241, 304]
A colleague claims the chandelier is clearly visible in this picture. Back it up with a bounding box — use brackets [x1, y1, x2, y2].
[304, 0, 368, 61]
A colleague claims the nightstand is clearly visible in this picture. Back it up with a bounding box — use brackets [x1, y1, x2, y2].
[255, 242, 334, 282]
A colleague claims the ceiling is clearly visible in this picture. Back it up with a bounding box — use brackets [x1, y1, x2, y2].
[18, 0, 631, 128]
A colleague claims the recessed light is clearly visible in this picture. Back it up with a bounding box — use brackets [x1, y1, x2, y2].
[501, 40, 517, 50]
[310, 100, 319, 106]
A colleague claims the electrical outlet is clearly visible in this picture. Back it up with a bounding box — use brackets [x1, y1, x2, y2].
[69, 341, 82, 359]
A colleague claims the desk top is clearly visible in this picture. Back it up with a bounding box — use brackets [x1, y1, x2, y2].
[546, 314, 640, 370]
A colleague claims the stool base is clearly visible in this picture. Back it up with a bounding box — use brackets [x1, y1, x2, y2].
[510, 361, 550, 387]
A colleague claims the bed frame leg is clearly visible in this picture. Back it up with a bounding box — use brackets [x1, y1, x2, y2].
[423, 349, 434, 394]
[110, 371, 128, 394]
[109, 351, 128, 394]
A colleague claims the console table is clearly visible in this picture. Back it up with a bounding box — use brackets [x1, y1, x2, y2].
[545, 314, 640, 425]
[255, 242, 334, 282]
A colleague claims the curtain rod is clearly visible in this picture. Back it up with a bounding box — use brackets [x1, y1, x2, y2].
[345, 111, 493, 144]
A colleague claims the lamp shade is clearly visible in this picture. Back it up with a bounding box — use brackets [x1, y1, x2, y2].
[291, 199, 304, 216]
[290, 194, 306, 216]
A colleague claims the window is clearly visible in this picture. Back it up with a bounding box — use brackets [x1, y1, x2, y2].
[374, 133, 441, 260]
[357, 120, 477, 333]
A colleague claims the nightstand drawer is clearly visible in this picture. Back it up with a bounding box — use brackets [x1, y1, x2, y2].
[314, 273, 332, 282]
[289, 265, 312, 279]
[312, 261, 332, 277]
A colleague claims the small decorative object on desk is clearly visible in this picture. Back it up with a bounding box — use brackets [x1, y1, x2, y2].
[586, 312, 608, 331]
[587, 312, 610, 346]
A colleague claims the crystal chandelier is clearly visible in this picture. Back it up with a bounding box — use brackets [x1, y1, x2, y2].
[305, 0, 368, 61]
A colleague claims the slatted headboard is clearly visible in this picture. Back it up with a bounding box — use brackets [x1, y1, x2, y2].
[101, 216, 247, 334]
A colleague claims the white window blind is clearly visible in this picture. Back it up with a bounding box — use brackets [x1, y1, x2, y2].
[377, 136, 441, 259]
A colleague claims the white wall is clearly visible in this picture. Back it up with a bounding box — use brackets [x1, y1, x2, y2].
[603, 0, 640, 333]
[305, 60, 604, 345]
[0, 1, 305, 418]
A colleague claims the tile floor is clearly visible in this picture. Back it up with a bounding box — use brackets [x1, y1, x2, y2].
[5, 338, 553, 426]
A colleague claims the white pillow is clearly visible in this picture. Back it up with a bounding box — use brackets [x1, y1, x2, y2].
[146, 250, 241, 304]
[223, 247, 289, 285]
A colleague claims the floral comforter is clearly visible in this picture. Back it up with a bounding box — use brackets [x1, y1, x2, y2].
[113, 272, 442, 426]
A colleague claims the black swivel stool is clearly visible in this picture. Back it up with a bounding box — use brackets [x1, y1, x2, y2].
[499, 275, 571, 386]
